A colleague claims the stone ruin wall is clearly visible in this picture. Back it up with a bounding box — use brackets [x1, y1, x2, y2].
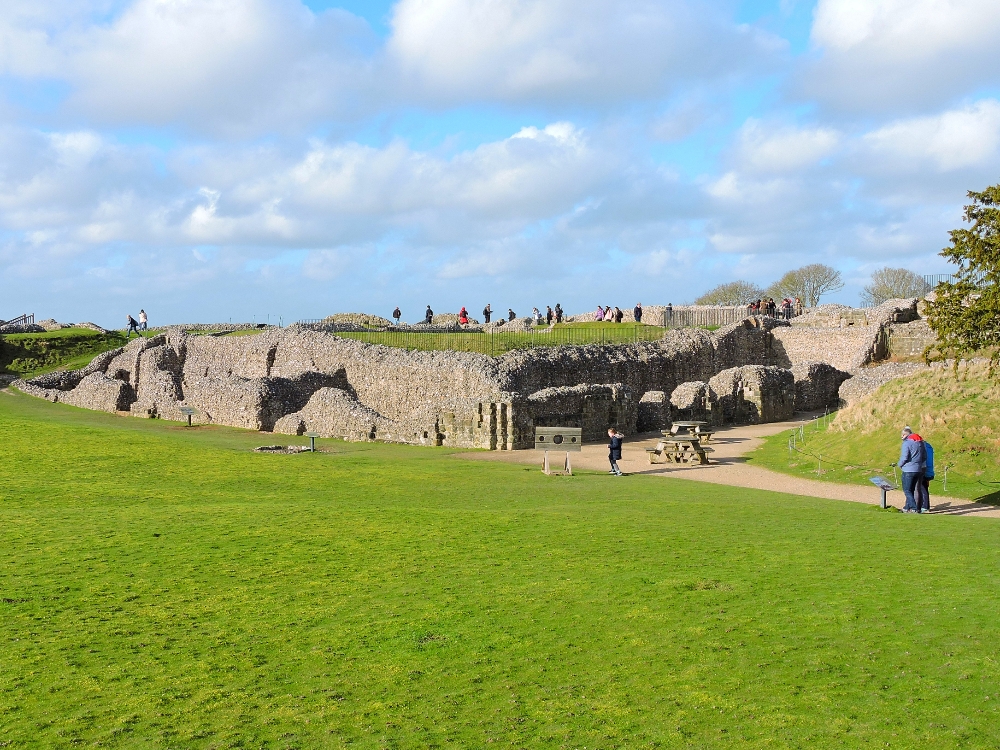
[12, 298, 922, 450]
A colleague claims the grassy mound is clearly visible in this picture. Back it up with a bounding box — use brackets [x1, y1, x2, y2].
[0, 328, 133, 378]
[2, 390, 1000, 747]
[749, 363, 1000, 500]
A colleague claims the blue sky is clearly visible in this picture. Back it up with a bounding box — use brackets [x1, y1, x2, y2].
[2, 0, 999, 327]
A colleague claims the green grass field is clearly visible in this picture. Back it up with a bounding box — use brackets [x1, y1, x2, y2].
[749, 364, 1000, 501]
[0, 328, 135, 378]
[336, 322, 670, 354]
[3, 389, 1000, 748]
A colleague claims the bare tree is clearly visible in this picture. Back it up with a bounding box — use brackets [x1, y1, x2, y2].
[695, 280, 764, 306]
[860, 267, 930, 306]
[765, 264, 844, 307]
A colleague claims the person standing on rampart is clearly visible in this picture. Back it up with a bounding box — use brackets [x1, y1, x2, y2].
[546, 306, 553, 325]
[459, 307, 470, 325]
[138, 309, 148, 331]
[634, 302, 643, 323]
[614, 306, 623, 323]
[392, 306, 401, 324]
[508, 308, 516, 321]
[483, 304, 492, 324]
[554, 303, 563, 323]
[595, 306, 604, 321]
[424, 305, 433, 324]
[126, 314, 141, 339]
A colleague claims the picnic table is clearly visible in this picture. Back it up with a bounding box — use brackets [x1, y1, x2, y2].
[665, 422, 716, 444]
[646, 435, 714, 465]
[669, 420, 705, 436]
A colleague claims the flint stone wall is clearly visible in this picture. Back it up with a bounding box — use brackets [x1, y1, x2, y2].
[669, 381, 715, 422]
[704, 365, 795, 425]
[12, 309, 891, 449]
[791, 362, 851, 412]
[771, 298, 919, 371]
[637, 390, 670, 432]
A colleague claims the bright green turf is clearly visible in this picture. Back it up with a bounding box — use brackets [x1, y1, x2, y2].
[336, 322, 669, 354]
[0, 328, 132, 378]
[2, 389, 1000, 748]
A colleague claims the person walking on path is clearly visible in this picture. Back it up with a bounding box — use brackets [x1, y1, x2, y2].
[915, 435, 935, 513]
[138, 309, 148, 331]
[607, 428, 624, 476]
[595, 306, 605, 321]
[126, 314, 142, 339]
[898, 427, 926, 513]
[424, 305, 433, 324]
[554, 303, 563, 323]
[634, 302, 643, 323]
[546, 306, 553, 325]
[392, 306, 401, 324]
[483, 304, 492, 324]
[614, 306, 623, 323]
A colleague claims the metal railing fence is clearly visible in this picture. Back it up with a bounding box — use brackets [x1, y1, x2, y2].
[0, 313, 35, 327]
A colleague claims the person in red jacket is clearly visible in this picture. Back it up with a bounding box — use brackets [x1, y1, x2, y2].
[459, 307, 469, 325]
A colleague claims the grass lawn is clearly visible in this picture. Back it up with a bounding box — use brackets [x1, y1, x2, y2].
[336, 323, 670, 355]
[0, 328, 136, 378]
[3, 389, 1000, 748]
[748, 364, 1000, 502]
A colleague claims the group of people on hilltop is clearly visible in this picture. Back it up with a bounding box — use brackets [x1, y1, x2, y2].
[899, 426, 935, 513]
[594, 302, 644, 323]
[125, 309, 148, 338]
[392, 303, 566, 326]
[747, 298, 801, 320]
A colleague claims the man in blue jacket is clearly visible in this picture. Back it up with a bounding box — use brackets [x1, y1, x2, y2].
[898, 427, 925, 513]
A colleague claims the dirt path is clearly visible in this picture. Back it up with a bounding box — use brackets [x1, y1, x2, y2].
[457, 418, 1000, 519]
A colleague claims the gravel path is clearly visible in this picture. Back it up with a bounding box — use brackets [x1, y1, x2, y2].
[457, 418, 1000, 519]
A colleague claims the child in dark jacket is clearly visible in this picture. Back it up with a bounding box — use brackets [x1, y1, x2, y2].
[608, 428, 624, 476]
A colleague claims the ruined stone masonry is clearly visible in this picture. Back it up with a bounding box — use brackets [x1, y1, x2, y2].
[13, 299, 921, 449]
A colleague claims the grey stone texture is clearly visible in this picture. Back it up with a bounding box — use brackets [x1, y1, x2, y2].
[16, 317, 786, 448]
[10, 298, 935, 449]
[637, 390, 670, 432]
[707, 365, 795, 425]
[669, 381, 715, 422]
[790, 362, 852, 412]
[771, 298, 919, 371]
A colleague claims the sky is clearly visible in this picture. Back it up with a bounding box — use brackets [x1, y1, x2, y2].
[2, 0, 1000, 327]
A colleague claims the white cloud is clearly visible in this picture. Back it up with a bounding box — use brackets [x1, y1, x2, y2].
[0, 0, 375, 134]
[862, 100, 1000, 171]
[735, 120, 841, 172]
[805, 0, 1000, 112]
[387, 0, 780, 104]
